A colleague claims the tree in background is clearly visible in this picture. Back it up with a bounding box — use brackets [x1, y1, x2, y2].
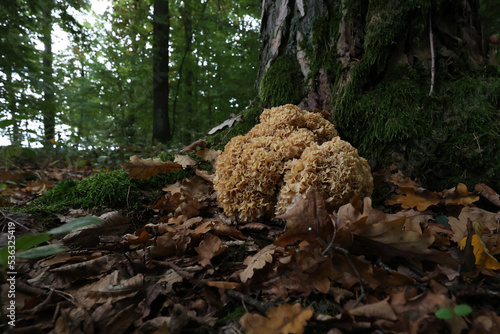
[0, 0, 89, 147]
[0, 1, 42, 145]
[153, 0, 170, 144]
[168, 0, 260, 144]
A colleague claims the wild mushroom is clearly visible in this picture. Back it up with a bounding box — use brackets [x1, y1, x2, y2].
[213, 104, 371, 223]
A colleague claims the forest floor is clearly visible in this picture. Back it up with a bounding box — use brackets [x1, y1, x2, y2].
[1, 148, 500, 334]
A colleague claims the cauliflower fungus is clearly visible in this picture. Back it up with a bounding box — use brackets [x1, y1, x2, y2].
[213, 104, 373, 223]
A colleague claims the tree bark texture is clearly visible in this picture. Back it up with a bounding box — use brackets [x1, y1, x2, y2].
[41, 5, 55, 145]
[258, 0, 499, 189]
[152, 0, 171, 144]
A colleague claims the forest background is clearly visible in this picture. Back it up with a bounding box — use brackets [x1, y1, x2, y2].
[0, 0, 260, 165]
[0, 0, 499, 177]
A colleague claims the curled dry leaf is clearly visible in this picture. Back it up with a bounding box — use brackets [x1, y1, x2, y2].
[349, 299, 398, 321]
[239, 303, 313, 334]
[174, 154, 197, 168]
[240, 244, 278, 283]
[475, 183, 500, 207]
[448, 206, 499, 242]
[207, 113, 243, 135]
[195, 233, 226, 267]
[274, 188, 334, 248]
[123, 155, 181, 179]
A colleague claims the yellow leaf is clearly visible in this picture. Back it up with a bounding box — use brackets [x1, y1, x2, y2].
[459, 222, 500, 270]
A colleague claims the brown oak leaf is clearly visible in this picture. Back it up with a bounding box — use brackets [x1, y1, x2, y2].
[274, 188, 334, 249]
[195, 233, 226, 267]
[240, 244, 278, 283]
[240, 303, 313, 334]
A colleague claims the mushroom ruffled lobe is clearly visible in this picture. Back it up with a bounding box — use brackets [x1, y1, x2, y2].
[276, 137, 373, 215]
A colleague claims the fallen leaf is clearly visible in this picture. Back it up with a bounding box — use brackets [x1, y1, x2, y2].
[349, 299, 398, 321]
[274, 188, 334, 249]
[181, 139, 207, 153]
[206, 281, 241, 290]
[196, 148, 221, 170]
[195, 233, 226, 267]
[240, 244, 278, 283]
[440, 183, 480, 206]
[123, 155, 181, 179]
[207, 113, 243, 135]
[448, 207, 499, 242]
[174, 154, 197, 168]
[475, 183, 500, 207]
[385, 187, 441, 211]
[387, 171, 420, 189]
[348, 216, 435, 256]
[459, 221, 500, 270]
[239, 303, 313, 334]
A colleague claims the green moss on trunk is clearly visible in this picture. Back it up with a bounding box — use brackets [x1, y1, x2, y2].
[337, 65, 500, 190]
[259, 55, 304, 107]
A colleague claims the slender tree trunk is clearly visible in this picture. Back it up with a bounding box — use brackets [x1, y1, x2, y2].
[152, 0, 171, 144]
[41, 6, 55, 145]
[258, 0, 499, 190]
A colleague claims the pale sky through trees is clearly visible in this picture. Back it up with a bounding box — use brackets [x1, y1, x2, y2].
[0, 0, 109, 146]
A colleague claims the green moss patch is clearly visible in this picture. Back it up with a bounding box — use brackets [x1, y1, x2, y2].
[259, 55, 304, 107]
[337, 65, 500, 190]
[30, 167, 194, 214]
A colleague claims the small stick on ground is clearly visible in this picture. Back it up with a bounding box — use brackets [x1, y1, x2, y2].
[0, 209, 31, 231]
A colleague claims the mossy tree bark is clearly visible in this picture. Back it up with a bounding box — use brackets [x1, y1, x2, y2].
[258, 0, 500, 190]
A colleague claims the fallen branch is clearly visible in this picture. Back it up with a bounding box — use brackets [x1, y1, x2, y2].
[428, 12, 435, 96]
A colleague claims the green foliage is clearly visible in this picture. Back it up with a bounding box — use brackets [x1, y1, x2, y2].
[2, 0, 260, 150]
[259, 55, 304, 107]
[435, 304, 473, 319]
[0, 216, 101, 272]
[480, 0, 500, 35]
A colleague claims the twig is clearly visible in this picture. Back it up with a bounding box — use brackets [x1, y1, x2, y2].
[428, 12, 435, 96]
[473, 133, 481, 150]
[323, 214, 366, 307]
[322, 214, 338, 255]
[332, 245, 366, 308]
[12, 193, 40, 208]
[0, 209, 31, 231]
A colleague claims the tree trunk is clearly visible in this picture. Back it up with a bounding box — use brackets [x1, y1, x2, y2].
[41, 5, 55, 146]
[257, 0, 500, 190]
[152, 0, 171, 144]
